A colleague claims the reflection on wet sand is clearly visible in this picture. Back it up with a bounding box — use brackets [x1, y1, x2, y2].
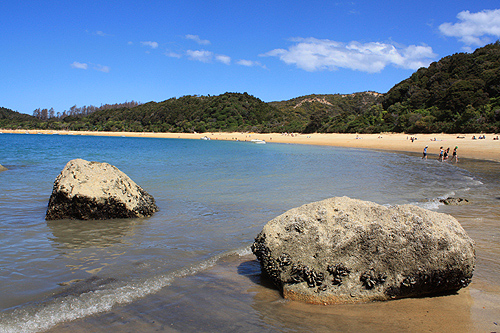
[48, 254, 499, 333]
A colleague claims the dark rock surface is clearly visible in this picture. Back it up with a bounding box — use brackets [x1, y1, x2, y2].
[440, 197, 469, 205]
[252, 197, 475, 304]
[46, 159, 158, 220]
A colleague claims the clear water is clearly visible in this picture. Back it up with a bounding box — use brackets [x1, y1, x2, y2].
[0, 133, 498, 332]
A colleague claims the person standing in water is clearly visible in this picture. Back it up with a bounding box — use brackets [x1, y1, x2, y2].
[422, 145, 428, 159]
[450, 146, 458, 163]
[438, 147, 444, 161]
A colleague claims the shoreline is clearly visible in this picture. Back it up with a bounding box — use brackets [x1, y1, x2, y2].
[2, 129, 500, 163]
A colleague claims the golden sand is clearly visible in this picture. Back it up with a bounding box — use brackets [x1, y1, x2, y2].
[3, 129, 500, 162]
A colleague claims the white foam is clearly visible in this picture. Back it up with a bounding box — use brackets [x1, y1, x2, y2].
[232, 246, 253, 257]
[464, 176, 483, 185]
[418, 200, 444, 210]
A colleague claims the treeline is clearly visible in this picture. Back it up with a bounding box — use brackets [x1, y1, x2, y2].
[58, 93, 287, 133]
[2, 42, 500, 134]
[32, 101, 141, 120]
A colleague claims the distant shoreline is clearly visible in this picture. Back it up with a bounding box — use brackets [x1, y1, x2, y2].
[2, 129, 500, 163]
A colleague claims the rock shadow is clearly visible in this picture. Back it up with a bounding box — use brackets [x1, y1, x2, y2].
[237, 259, 277, 291]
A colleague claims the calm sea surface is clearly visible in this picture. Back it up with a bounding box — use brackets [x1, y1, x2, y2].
[0, 133, 499, 332]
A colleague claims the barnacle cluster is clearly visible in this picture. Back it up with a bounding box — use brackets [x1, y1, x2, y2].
[360, 269, 387, 289]
[327, 263, 350, 286]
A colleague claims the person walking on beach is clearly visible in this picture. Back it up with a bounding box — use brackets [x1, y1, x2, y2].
[450, 146, 458, 163]
[422, 145, 428, 159]
[438, 147, 444, 161]
[444, 148, 450, 161]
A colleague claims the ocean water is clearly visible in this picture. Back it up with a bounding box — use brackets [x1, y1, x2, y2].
[0, 133, 498, 332]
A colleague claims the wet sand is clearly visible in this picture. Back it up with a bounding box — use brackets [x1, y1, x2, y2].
[3, 129, 500, 163]
[48, 254, 499, 332]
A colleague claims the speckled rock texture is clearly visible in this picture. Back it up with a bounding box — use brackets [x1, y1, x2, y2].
[439, 197, 469, 205]
[251, 197, 475, 304]
[46, 159, 158, 220]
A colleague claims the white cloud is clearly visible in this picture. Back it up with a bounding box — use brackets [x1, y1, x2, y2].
[187, 49, 213, 63]
[71, 61, 110, 72]
[237, 59, 256, 66]
[185, 50, 232, 65]
[95, 31, 110, 37]
[216, 54, 231, 64]
[186, 34, 211, 45]
[94, 64, 110, 73]
[165, 51, 182, 58]
[237, 59, 266, 68]
[262, 38, 436, 73]
[439, 9, 500, 45]
[141, 41, 159, 49]
[70, 61, 88, 70]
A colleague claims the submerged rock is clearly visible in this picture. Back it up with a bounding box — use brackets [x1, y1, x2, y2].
[46, 159, 158, 220]
[0, 163, 7, 172]
[251, 197, 475, 304]
[440, 197, 469, 205]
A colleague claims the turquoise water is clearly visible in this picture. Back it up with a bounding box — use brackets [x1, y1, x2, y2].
[0, 133, 498, 332]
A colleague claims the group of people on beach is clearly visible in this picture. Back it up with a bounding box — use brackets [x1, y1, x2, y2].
[422, 145, 458, 163]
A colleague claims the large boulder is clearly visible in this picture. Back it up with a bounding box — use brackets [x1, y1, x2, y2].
[251, 197, 475, 304]
[46, 159, 158, 220]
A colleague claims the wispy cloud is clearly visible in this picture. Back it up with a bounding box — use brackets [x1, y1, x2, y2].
[70, 61, 88, 70]
[237, 59, 266, 68]
[165, 51, 182, 58]
[262, 38, 436, 73]
[141, 41, 159, 49]
[215, 54, 231, 65]
[71, 61, 109, 73]
[94, 64, 110, 73]
[186, 34, 211, 45]
[439, 9, 500, 46]
[186, 50, 231, 64]
[187, 49, 213, 62]
[94, 30, 111, 37]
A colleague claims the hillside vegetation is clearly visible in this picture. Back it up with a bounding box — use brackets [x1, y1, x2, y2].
[2, 42, 500, 134]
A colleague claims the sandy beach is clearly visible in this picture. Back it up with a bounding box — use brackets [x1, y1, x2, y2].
[3, 129, 500, 162]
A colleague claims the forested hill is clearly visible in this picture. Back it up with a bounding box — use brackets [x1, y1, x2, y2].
[0, 107, 40, 128]
[1, 42, 500, 134]
[381, 41, 500, 133]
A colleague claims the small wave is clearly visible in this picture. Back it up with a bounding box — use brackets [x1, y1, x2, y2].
[417, 200, 444, 210]
[437, 192, 456, 201]
[410, 192, 457, 211]
[463, 176, 484, 185]
[231, 245, 252, 257]
[0, 246, 253, 333]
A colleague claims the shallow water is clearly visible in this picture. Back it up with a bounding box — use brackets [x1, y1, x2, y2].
[0, 133, 498, 332]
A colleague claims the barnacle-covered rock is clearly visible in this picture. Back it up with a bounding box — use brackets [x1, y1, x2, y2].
[46, 159, 158, 220]
[251, 197, 475, 304]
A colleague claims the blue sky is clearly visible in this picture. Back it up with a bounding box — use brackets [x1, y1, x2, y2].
[1, 1, 500, 115]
